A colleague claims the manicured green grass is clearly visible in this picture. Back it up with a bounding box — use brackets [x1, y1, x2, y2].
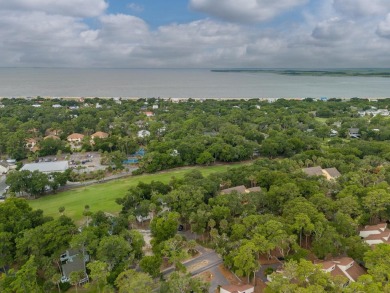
[28, 163, 248, 222]
[314, 117, 328, 124]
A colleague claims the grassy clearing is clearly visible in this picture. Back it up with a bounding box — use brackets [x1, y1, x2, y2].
[314, 117, 328, 124]
[29, 163, 248, 222]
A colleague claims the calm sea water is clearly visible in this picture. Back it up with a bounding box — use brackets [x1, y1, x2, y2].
[0, 68, 389, 99]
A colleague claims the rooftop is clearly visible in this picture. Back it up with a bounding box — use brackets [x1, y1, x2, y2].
[20, 161, 69, 173]
[220, 185, 247, 195]
[302, 166, 323, 176]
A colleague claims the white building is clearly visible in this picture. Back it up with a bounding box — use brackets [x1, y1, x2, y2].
[137, 130, 151, 138]
[20, 161, 69, 174]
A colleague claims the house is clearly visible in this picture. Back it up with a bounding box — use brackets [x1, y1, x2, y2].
[67, 133, 85, 142]
[44, 135, 60, 140]
[220, 185, 261, 195]
[52, 104, 62, 108]
[302, 166, 341, 180]
[220, 284, 254, 293]
[152, 104, 159, 109]
[20, 161, 69, 174]
[302, 166, 323, 177]
[91, 131, 109, 139]
[135, 120, 145, 128]
[359, 223, 390, 246]
[144, 111, 154, 117]
[60, 249, 89, 284]
[137, 130, 151, 138]
[25, 138, 39, 152]
[348, 128, 360, 138]
[0, 162, 9, 174]
[45, 128, 62, 136]
[322, 168, 342, 180]
[319, 257, 366, 284]
[330, 129, 338, 137]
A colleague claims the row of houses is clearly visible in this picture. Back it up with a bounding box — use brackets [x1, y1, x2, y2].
[359, 223, 390, 247]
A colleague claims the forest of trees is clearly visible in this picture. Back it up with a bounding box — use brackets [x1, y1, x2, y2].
[1, 97, 390, 292]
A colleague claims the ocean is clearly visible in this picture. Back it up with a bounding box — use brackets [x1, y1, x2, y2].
[0, 68, 389, 99]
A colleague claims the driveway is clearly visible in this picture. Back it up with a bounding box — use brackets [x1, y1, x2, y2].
[0, 175, 7, 197]
[161, 230, 229, 293]
[255, 263, 282, 282]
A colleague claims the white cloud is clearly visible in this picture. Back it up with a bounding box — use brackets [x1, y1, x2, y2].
[333, 0, 390, 17]
[377, 14, 390, 38]
[189, 0, 308, 23]
[127, 3, 144, 13]
[0, 0, 108, 17]
[311, 18, 354, 41]
[0, 2, 390, 68]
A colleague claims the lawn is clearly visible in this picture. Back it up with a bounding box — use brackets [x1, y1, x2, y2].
[314, 117, 328, 124]
[28, 163, 248, 223]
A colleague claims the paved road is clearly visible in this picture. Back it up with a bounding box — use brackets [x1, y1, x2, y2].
[162, 244, 228, 293]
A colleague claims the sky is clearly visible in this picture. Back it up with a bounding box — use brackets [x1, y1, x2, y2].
[1, 0, 390, 68]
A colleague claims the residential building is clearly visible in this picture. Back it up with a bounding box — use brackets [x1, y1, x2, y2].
[25, 138, 39, 152]
[348, 128, 360, 138]
[302, 166, 341, 180]
[67, 133, 85, 142]
[144, 111, 154, 117]
[359, 223, 390, 247]
[44, 135, 60, 140]
[220, 185, 261, 195]
[60, 249, 89, 284]
[0, 162, 9, 174]
[319, 257, 366, 284]
[137, 130, 151, 138]
[45, 128, 62, 136]
[91, 131, 109, 139]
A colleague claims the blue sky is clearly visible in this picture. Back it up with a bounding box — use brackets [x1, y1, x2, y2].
[107, 0, 204, 28]
[0, 0, 390, 68]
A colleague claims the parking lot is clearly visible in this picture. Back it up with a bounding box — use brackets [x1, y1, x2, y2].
[68, 152, 106, 173]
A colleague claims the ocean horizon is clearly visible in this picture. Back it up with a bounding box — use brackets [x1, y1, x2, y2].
[0, 67, 389, 99]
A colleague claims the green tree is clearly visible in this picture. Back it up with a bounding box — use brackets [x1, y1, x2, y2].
[162, 271, 208, 293]
[0, 232, 13, 273]
[364, 244, 390, 284]
[139, 255, 162, 278]
[97, 236, 132, 271]
[87, 261, 109, 293]
[150, 212, 180, 244]
[363, 189, 390, 223]
[233, 242, 259, 283]
[10, 255, 41, 293]
[69, 270, 85, 293]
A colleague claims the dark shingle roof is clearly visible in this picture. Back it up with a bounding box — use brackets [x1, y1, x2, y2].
[302, 166, 323, 176]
